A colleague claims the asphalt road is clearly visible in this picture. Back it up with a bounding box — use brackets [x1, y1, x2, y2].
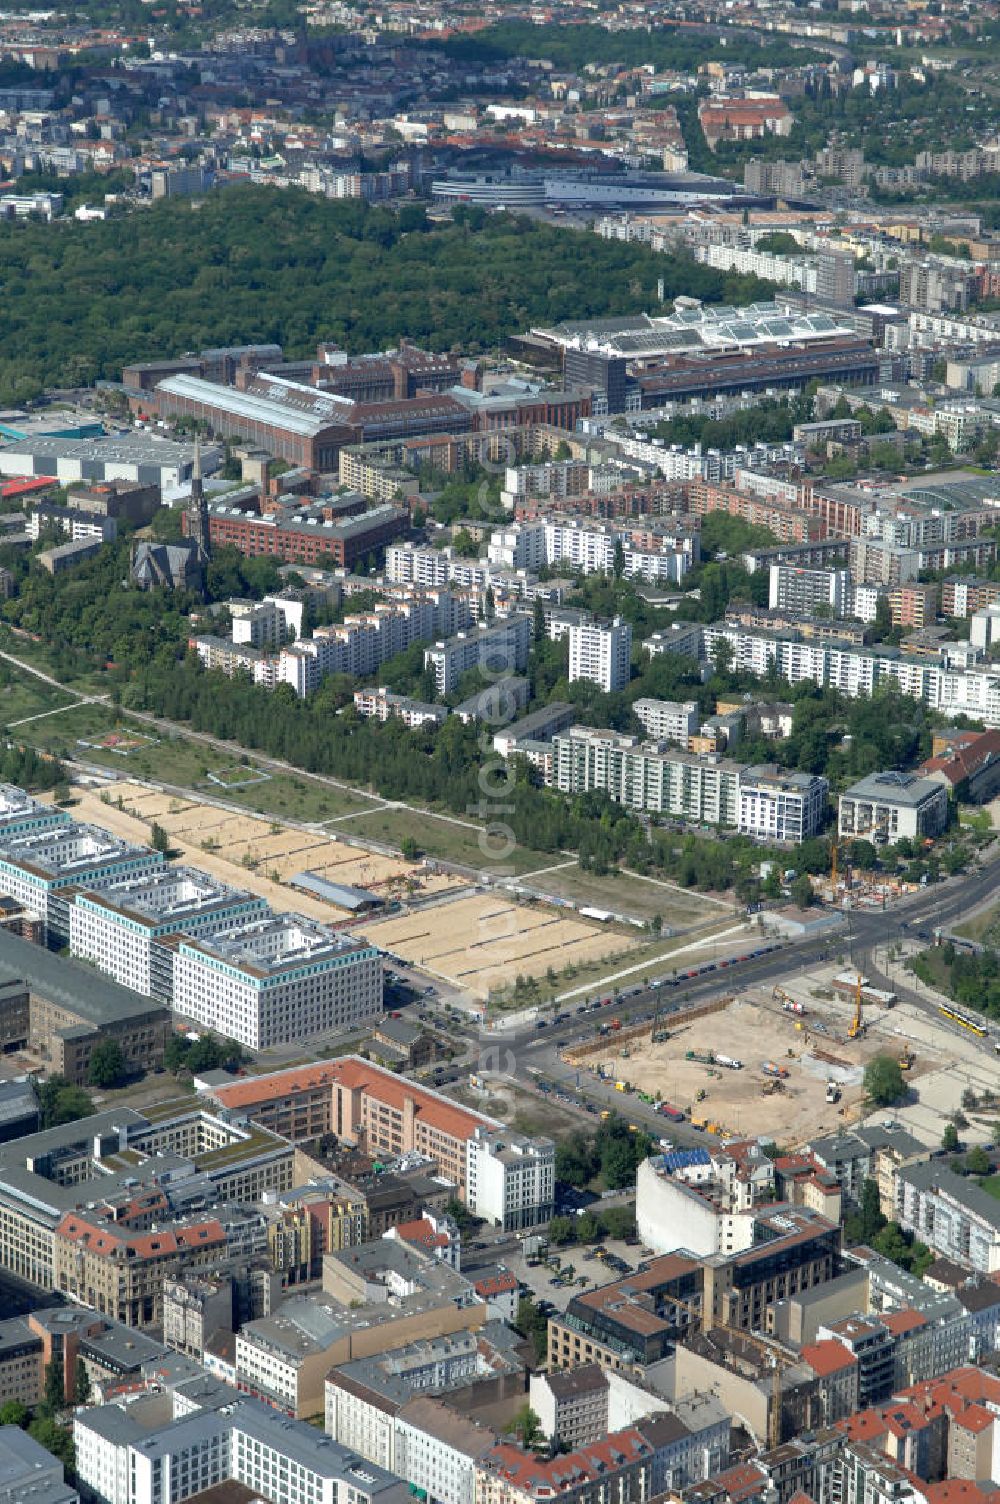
[470, 847, 1000, 1149]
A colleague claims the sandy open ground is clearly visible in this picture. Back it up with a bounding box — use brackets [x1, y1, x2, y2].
[585, 978, 950, 1147]
[363, 892, 639, 1000]
[60, 782, 463, 920]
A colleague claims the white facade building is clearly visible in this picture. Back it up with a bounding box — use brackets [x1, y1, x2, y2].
[423, 616, 530, 696]
[74, 1396, 408, 1504]
[738, 765, 829, 843]
[568, 617, 632, 693]
[68, 868, 268, 1003]
[172, 915, 383, 1050]
[466, 1125, 555, 1231]
[633, 699, 700, 745]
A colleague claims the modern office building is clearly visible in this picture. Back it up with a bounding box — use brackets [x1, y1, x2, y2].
[0, 1103, 292, 1293]
[69, 868, 269, 1003]
[172, 915, 383, 1051]
[465, 1125, 555, 1232]
[74, 1395, 409, 1504]
[0, 823, 163, 943]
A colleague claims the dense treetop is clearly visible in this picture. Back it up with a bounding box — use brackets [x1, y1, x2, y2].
[0, 187, 771, 404]
[433, 21, 825, 73]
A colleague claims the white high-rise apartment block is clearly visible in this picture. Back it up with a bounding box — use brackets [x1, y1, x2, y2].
[633, 698, 700, 745]
[423, 616, 530, 696]
[172, 914, 383, 1050]
[568, 616, 632, 692]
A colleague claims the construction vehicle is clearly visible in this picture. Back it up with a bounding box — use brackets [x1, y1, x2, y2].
[773, 986, 804, 1016]
[686, 1049, 715, 1065]
[763, 1078, 784, 1096]
[762, 1061, 789, 1079]
[847, 971, 865, 1040]
[825, 1079, 841, 1104]
[899, 1045, 915, 1071]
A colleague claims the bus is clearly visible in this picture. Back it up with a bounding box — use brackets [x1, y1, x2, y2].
[938, 1003, 989, 1038]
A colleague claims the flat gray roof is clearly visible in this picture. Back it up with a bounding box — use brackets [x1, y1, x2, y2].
[0, 926, 167, 1026]
[841, 770, 945, 807]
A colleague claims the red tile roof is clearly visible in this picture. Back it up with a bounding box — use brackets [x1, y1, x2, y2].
[801, 1340, 858, 1378]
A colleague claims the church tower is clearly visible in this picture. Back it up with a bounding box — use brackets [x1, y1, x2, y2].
[188, 437, 211, 563]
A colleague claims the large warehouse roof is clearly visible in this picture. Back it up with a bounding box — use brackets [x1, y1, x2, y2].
[156, 374, 349, 438]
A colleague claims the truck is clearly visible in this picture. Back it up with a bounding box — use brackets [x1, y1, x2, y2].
[614, 1080, 628, 1092]
[782, 999, 805, 1016]
[762, 1061, 790, 1079]
[659, 1103, 685, 1122]
[715, 1054, 743, 1071]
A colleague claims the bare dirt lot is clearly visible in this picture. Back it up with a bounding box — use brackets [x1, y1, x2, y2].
[363, 892, 640, 1001]
[60, 782, 463, 920]
[585, 978, 946, 1147]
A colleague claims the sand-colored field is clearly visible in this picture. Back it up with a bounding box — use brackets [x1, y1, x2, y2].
[62, 782, 463, 919]
[585, 987, 942, 1148]
[363, 892, 639, 999]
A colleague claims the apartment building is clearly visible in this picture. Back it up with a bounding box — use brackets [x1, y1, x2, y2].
[424, 617, 531, 696]
[476, 1431, 653, 1504]
[838, 770, 949, 844]
[172, 914, 382, 1051]
[0, 783, 72, 840]
[897, 1162, 1000, 1273]
[396, 1396, 496, 1504]
[548, 1254, 703, 1371]
[769, 565, 851, 618]
[529, 1367, 608, 1450]
[325, 1323, 526, 1470]
[552, 726, 742, 825]
[352, 688, 448, 729]
[632, 698, 700, 745]
[568, 618, 632, 693]
[738, 765, 829, 843]
[69, 868, 268, 1003]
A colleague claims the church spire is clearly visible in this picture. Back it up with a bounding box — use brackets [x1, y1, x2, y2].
[188, 435, 210, 564]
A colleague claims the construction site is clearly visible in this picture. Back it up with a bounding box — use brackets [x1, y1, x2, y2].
[569, 965, 949, 1147]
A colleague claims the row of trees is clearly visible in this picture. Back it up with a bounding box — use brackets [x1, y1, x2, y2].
[912, 943, 1000, 1021]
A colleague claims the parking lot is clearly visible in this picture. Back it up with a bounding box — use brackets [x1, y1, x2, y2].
[504, 1237, 650, 1313]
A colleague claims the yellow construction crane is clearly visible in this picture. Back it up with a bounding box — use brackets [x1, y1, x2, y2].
[848, 970, 865, 1040]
